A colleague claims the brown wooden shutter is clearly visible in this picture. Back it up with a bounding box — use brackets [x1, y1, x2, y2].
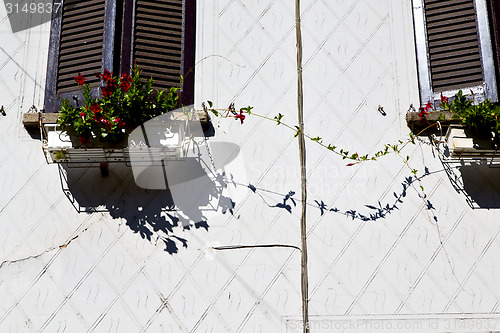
[424, 0, 484, 92]
[122, 0, 196, 104]
[413, 0, 498, 105]
[45, 0, 117, 112]
[134, 0, 183, 89]
[56, 0, 107, 94]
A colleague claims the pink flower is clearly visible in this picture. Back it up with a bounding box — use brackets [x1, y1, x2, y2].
[234, 110, 246, 124]
[113, 116, 125, 127]
[100, 118, 111, 130]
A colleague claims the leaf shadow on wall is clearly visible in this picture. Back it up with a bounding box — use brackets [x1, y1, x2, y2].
[246, 167, 440, 223]
[58, 163, 235, 254]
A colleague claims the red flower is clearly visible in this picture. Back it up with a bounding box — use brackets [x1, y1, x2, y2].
[95, 69, 113, 83]
[346, 163, 356, 166]
[418, 107, 428, 120]
[89, 103, 101, 113]
[103, 69, 112, 82]
[89, 103, 102, 120]
[234, 110, 246, 124]
[78, 136, 88, 145]
[74, 73, 85, 85]
[470, 89, 475, 102]
[101, 85, 114, 97]
[120, 80, 131, 92]
[121, 73, 132, 82]
[440, 92, 448, 104]
[424, 101, 433, 112]
[80, 112, 86, 120]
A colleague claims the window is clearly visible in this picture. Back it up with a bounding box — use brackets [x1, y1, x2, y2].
[44, 0, 195, 112]
[412, 0, 498, 105]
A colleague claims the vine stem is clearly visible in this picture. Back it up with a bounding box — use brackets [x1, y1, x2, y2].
[207, 107, 440, 164]
[209, 104, 473, 303]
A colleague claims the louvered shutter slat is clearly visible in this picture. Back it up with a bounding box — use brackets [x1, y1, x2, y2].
[133, 0, 184, 90]
[424, 0, 484, 92]
[56, 0, 106, 94]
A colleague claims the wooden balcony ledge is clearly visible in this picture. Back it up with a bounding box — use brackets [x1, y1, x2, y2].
[22, 110, 210, 130]
[406, 110, 461, 135]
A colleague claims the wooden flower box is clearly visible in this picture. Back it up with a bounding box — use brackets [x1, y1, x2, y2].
[23, 110, 210, 165]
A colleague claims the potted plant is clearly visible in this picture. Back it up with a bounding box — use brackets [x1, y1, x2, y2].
[446, 90, 500, 142]
[57, 65, 180, 147]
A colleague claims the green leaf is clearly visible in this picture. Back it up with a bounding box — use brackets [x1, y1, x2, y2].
[294, 126, 300, 137]
[311, 137, 321, 142]
[207, 100, 213, 108]
[274, 113, 283, 125]
[409, 133, 415, 144]
[241, 106, 254, 114]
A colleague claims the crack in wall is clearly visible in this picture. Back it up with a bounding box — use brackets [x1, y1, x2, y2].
[0, 233, 82, 270]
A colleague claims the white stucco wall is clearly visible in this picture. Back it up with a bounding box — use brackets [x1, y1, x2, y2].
[0, 0, 499, 332]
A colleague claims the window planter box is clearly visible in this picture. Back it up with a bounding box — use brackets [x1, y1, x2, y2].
[445, 124, 499, 159]
[406, 110, 460, 135]
[33, 110, 209, 165]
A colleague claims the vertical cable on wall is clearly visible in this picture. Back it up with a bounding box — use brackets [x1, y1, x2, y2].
[295, 0, 309, 332]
